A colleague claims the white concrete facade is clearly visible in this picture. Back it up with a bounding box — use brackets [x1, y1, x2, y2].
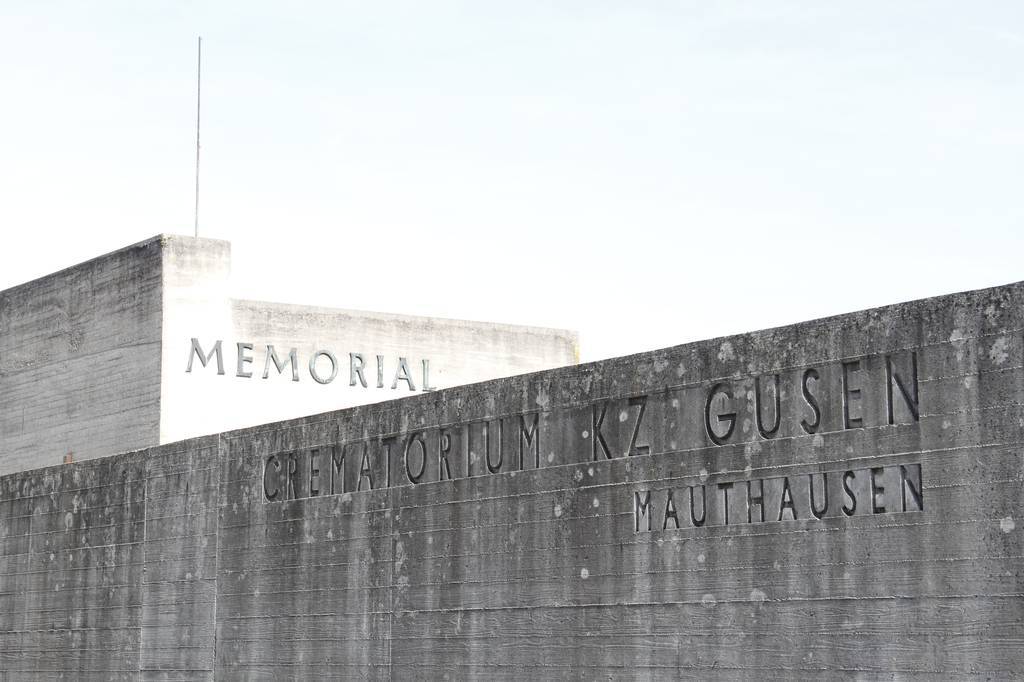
[0, 235, 578, 475]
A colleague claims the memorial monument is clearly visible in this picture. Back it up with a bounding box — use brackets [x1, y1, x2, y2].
[0, 265, 1020, 677]
[0, 235, 578, 475]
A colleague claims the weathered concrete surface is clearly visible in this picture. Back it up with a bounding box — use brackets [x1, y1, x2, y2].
[0, 436, 220, 680]
[1, 281, 1023, 679]
[0, 238, 164, 474]
[0, 235, 578, 475]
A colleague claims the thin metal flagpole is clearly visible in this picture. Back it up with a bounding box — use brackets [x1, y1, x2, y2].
[194, 36, 202, 238]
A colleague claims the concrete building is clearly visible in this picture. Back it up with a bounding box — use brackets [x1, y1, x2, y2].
[0, 235, 578, 475]
[0, 278, 1021, 677]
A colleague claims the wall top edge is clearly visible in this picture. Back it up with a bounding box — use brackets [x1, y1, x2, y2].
[0, 233, 231, 296]
[231, 297, 580, 340]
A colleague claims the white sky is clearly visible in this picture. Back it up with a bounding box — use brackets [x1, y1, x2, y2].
[1, 2, 1021, 361]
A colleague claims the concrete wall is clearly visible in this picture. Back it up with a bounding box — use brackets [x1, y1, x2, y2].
[157, 236, 234, 448]
[0, 238, 163, 474]
[160, 297, 577, 442]
[0, 436, 220, 679]
[1, 280, 1021, 678]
